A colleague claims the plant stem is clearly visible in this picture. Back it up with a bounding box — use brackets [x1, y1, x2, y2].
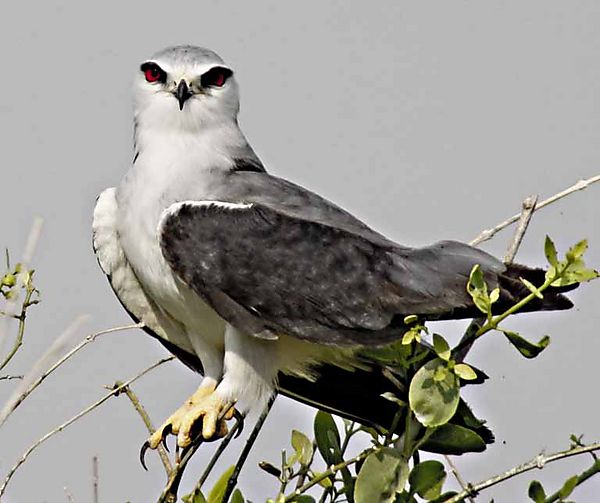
[443, 441, 600, 502]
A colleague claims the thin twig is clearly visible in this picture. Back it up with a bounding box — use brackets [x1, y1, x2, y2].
[0, 217, 43, 352]
[444, 455, 474, 503]
[0, 357, 174, 498]
[193, 417, 244, 491]
[111, 381, 172, 475]
[284, 446, 379, 502]
[0, 321, 143, 427]
[469, 174, 600, 246]
[92, 456, 99, 503]
[64, 486, 75, 502]
[0, 274, 38, 373]
[504, 195, 538, 263]
[222, 394, 277, 502]
[456, 195, 539, 361]
[545, 459, 600, 503]
[443, 441, 600, 502]
[0, 375, 22, 381]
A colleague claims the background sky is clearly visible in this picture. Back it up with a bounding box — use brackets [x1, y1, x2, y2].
[0, 1, 599, 501]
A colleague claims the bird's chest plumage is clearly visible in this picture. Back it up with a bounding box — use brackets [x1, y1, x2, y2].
[115, 152, 226, 344]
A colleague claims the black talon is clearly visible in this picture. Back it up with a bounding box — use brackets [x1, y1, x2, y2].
[233, 409, 245, 438]
[139, 440, 150, 471]
[161, 432, 170, 452]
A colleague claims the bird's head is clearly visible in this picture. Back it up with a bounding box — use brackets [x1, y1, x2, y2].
[133, 45, 239, 132]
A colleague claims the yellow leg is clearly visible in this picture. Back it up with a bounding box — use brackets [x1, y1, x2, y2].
[148, 382, 235, 449]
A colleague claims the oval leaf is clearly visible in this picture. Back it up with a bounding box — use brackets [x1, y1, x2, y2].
[409, 358, 460, 427]
[291, 429, 313, 466]
[502, 330, 550, 359]
[230, 489, 245, 503]
[409, 460, 447, 499]
[421, 423, 487, 455]
[454, 363, 477, 381]
[528, 480, 546, 503]
[433, 334, 450, 361]
[314, 411, 342, 466]
[354, 448, 408, 503]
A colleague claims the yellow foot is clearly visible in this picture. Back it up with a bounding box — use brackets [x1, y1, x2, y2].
[148, 384, 235, 451]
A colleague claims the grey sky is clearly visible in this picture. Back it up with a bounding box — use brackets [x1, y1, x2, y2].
[0, 1, 599, 501]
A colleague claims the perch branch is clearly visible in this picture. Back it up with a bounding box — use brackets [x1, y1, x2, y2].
[222, 394, 277, 502]
[92, 456, 99, 503]
[111, 381, 172, 475]
[443, 440, 600, 502]
[469, 174, 600, 246]
[0, 357, 174, 498]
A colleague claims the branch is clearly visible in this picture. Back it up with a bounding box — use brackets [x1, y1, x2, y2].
[0, 321, 143, 427]
[443, 441, 600, 502]
[469, 174, 600, 246]
[443, 455, 475, 503]
[503, 195, 538, 263]
[111, 381, 172, 475]
[0, 271, 38, 373]
[92, 456, 99, 503]
[284, 447, 379, 502]
[545, 459, 600, 502]
[0, 357, 174, 498]
[456, 195, 538, 361]
[222, 394, 277, 502]
[0, 375, 22, 381]
[0, 217, 43, 352]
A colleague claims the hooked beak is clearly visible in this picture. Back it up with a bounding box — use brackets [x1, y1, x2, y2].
[174, 80, 192, 110]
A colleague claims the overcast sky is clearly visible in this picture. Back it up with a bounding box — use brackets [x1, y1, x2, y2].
[0, 1, 599, 502]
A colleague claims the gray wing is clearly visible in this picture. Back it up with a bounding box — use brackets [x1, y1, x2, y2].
[158, 172, 506, 346]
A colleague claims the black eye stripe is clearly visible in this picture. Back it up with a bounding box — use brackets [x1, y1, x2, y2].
[200, 66, 233, 88]
[140, 62, 167, 84]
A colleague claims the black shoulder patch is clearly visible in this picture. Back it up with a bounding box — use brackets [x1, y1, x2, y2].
[231, 158, 266, 173]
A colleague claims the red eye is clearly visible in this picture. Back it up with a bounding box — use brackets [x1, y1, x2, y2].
[145, 68, 160, 82]
[140, 62, 165, 84]
[200, 66, 232, 89]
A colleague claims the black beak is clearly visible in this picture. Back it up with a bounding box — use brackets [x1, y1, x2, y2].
[174, 80, 192, 111]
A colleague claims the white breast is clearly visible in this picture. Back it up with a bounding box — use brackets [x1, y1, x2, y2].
[114, 149, 226, 349]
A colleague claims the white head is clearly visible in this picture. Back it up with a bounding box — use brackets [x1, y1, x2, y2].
[133, 45, 240, 133]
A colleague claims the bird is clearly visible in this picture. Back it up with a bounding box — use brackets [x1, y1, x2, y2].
[93, 45, 574, 458]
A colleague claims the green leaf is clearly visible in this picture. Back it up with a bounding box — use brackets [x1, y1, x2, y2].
[528, 480, 546, 502]
[291, 497, 315, 503]
[183, 489, 207, 503]
[207, 465, 235, 503]
[381, 391, 406, 406]
[354, 448, 408, 503]
[566, 239, 588, 262]
[428, 492, 459, 503]
[291, 430, 313, 466]
[421, 424, 486, 455]
[489, 287, 500, 304]
[502, 330, 550, 359]
[404, 314, 419, 325]
[544, 236, 558, 267]
[467, 265, 491, 314]
[314, 411, 342, 466]
[433, 334, 450, 361]
[409, 460, 447, 500]
[453, 363, 477, 381]
[520, 277, 544, 299]
[409, 358, 460, 427]
[311, 471, 333, 488]
[230, 489, 245, 503]
[402, 330, 416, 345]
[558, 475, 578, 499]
